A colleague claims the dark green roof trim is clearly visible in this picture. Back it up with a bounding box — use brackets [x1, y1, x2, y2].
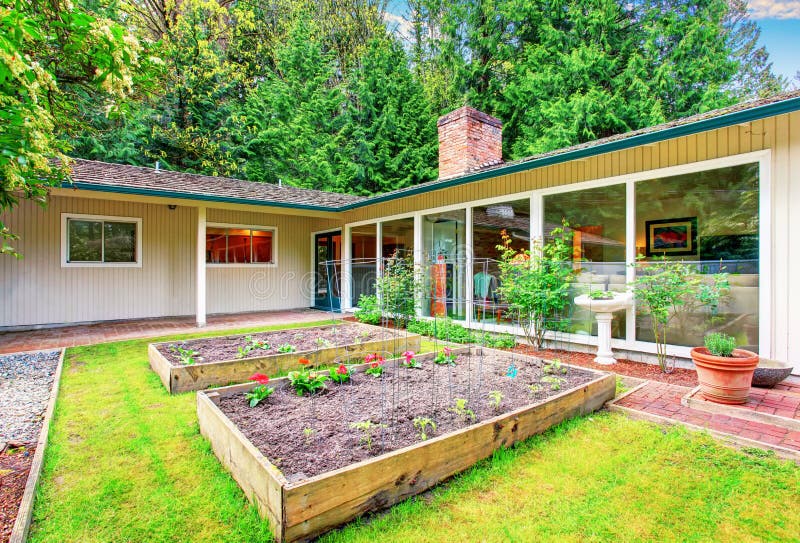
[339, 94, 800, 211]
[62, 182, 337, 212]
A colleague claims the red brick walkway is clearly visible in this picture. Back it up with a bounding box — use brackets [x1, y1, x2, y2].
[0, 309, 339, 354]
[611, 378, 800, 458]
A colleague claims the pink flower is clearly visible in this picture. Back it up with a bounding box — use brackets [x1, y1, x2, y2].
[249, 373, 270, 385]
[443, 347, 452, 357]
[403, 350, 415, 362]
[336, 364, 348, 375]
[365, 353, 377, 364]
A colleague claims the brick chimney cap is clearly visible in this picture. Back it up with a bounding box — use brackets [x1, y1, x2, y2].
[437, 106, 502, 129]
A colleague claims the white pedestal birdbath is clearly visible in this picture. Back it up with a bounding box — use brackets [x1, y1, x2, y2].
[573, 293, 634, 365]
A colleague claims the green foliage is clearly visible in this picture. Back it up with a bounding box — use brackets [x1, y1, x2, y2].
[287, 369, 328, 396]
[170, 344, 199, 365]
[277, 344, 296, 353]
[589, 290, 615, 300]
[329, 364, 352, 384]
[540, 375, 565, 391]
[631, 257, 729, 371]
[495, 222, 575, 349]
[543, 359, 568, 376]
[412, 416, 437, 441]
[487, 390, 503, 411]
[350, 420, 387, 452]
[434, 347, 457, 366]
[449, 397, 476, 423]
[244, 385, 274, 407]
[354, 295, 382, 325]
[704, 333, 737, 357]
[377, 251, 418, 328]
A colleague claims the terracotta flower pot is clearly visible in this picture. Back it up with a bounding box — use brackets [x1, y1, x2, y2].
[691, 347, 759, 405]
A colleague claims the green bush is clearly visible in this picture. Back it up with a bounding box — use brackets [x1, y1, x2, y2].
[354, 294, 382, 325]
[704, 332, 737, 357]
[406, 318, 516, 348]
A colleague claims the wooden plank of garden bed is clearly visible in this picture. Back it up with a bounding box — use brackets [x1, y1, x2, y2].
[280, 372, 616, 542]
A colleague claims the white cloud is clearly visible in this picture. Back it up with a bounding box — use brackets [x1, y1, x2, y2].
[384, 11, 414, 41]
[748, 0, 800, 19]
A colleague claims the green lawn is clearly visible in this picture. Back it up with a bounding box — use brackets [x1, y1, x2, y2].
[30, 324, 800, 543]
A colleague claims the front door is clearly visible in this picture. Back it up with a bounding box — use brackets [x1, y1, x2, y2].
[314, 231, 341, 311]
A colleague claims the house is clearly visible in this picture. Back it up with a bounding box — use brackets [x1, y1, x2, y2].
[2, 91, 799, 372]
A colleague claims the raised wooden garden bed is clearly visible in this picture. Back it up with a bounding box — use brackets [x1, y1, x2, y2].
[149, 323, 420, 394]
[197, 347, 615, 542]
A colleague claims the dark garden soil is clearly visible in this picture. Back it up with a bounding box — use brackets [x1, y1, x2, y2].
[510, 345, 699, 387]
[218, 351, 600, 481]
[0, 443, 34, 543]
[158, 323, 397, 366]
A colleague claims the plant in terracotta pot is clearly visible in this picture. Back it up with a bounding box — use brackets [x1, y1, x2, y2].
[691, 332, 759, 405]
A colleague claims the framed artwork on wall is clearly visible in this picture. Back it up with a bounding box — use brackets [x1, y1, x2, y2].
[645, 216, 698, 257]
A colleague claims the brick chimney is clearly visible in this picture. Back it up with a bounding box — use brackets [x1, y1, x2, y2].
[437, 106, 503, 180]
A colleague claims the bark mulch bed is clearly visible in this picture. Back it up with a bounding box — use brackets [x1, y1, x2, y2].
[217, 350, 599, 481]
[0, 443, 34, 543]
[158, 323, 397, 366]
[511, 344, 699, 387]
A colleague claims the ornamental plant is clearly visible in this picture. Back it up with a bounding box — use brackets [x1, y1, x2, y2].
[631, 256, 729, 371]
[329, 363, 351, 384]
[376, 250, 419, 327]
[704, 332, 737, 357]
[400, 350, 421, 369]
[495, 221, 575, 349]
[287, 359, 328, 396]
[364, 353, 384, 377]
[354, 294, 382, 325]
[244, 373, 274, 407]
[434, 347, 457, 366]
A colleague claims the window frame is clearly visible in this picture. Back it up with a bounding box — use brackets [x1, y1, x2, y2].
[61, 213, 143, 268]
[205, 222, 278, 268]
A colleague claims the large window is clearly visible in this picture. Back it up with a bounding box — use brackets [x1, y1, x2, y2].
[62, 214, 141, 266]
[544, 184, 627, 338]
[206, 225, 275, 265]
[351, 224, 377, 304]
[635, 163, 759, 348]
[422, 210, 467, 320]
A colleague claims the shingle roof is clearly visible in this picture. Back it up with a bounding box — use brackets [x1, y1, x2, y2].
[65, 159, 366, 210]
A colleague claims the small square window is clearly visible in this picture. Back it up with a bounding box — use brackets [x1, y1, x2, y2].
[63, 214, 141, 266]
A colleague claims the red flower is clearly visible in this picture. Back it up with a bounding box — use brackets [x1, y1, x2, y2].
[336, 364, 348, 375]
[370, 361, 380, 369]
[365, 353, 377, 364]
[249, 373, 270, 385]
[298, 358, 311, 366]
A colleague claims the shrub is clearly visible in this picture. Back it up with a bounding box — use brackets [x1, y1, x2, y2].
[704, 332, 737, 357]
[354, 294, 382, 325]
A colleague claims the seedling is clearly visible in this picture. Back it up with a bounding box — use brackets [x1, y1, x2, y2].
[277, 344, 296, 353]
[350, 420, 387, 452]
[543, 358, 568, 375]
[303, 427, 316, 445]
[528, 383, 543, 395]
[236, 345, 254, 359]
[541, 375, 565, 391]
[413, 417, 437, 441]
[245, 335, 270, 350]
[244, 373, 274, 407]
[487, 390, 503, 411]
[170, 344, 199, 365]
[314, 337, 333, 349]
[449, 398, 476, 423]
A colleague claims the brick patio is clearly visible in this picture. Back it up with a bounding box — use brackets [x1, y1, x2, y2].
[610, 378, 800, 460]
[0, 309, 339, 354]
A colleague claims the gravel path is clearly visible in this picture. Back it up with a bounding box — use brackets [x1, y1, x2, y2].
[0, 350, 60, 444]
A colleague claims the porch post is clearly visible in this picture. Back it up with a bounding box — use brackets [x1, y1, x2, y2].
[196, 206, 207, 327]
[342, 225, 352, 311]
[465, 206, 473, 327]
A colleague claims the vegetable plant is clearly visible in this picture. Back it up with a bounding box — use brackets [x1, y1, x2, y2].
[244, 373, 274, 407]
[350, 420, 387, 452]
[277, 344, 296, 353]
[704, 332, 737, 357]
[170, 344, 199, 365]
[487, 390, 503, 411]
[303, 427, 316, 445]
[376, 250, 419, 327]
[413, 417, 436, 441]
[314, 337, 333, 349]
[541, 375, 564, 391]
[354, 294, 382, 325]
[449, 398, 475, 423]
[543, 359, 567, 375]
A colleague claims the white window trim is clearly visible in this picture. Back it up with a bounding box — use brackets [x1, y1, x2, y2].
[61, 213, 143, 268]
[205, 222, 278, 268]
[343, 149, 771, 358]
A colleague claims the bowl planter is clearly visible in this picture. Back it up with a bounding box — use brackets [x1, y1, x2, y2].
[690, 346, 759, 404]
[197, 348, 615, 542]
[752, 358, 794, 388]
[149, 323, 420, 394]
